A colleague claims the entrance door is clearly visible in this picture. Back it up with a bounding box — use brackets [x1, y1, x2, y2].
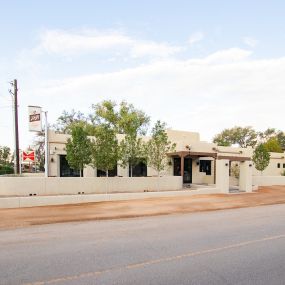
[184, 157, 192, 183]
[173, 157, 192, 183]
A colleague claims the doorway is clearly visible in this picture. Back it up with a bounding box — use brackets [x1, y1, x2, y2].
[173, 157, 192, 183]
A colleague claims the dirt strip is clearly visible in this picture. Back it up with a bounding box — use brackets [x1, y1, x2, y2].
[1, 186, 285, 230]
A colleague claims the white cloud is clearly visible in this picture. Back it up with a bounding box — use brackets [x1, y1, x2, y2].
[188, 32, 204, 46]
[131, 41, 182, 58]
[35, 29, 182, 58]
[36, 29, 132, 55]
[204, 48, 252, 63]
[243, 37, 258, 48]
[30, 48, 285, 143]
[2, 37, 285, 149]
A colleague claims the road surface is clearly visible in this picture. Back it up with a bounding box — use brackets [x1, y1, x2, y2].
[1, 204, 285, 284]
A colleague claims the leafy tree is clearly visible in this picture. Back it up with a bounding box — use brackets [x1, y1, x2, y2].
[0, 146, 11, 165]
[146, 121, 176, 176]
[276, 131, 285, 151]
[92, 100, 150, 135]
[118, 101, 150, 135]
[259, 128, 285, 151]
[120, 135, 146, 177]
[53, 109, 95, 135]
[91, 125, 119, 177]
[91, 100, 119, 130]
[258, 128, 277, 141]
[252, 144, 270, 174]
[66, 123, 92, 177]
[33, 132, 45, 171]
[213, 126, 257, 148]
[92, 100, 150, 177]
[263, 137, 283, 153]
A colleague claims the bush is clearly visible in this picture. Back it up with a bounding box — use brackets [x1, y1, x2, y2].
[0, 165, 14, 175]
[281, 170, 285, 176]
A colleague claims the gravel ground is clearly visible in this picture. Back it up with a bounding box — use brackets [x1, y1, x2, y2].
[1, 186, 285, 230]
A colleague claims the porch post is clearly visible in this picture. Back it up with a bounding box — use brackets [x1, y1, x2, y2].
[215, 159, 230, 193]
[180, 154, 184, 182]
[239, 161, 253, 192]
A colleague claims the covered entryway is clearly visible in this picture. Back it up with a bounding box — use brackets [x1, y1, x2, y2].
[170, 151, 217, 185]
[215, 156, 253, 193]
[173, 157, 192, 183]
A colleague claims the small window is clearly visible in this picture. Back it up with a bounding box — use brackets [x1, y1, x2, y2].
[277, 163, 280, 168]
[129, 160, 147, 177]
[283, 163, 285, 168]
[97, 166, 117, 177]
[199, 160, 211, 175]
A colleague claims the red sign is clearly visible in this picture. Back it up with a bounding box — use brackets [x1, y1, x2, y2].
[22, 151, 35, 162]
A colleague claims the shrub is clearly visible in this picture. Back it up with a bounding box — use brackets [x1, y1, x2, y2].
[0, 165, 14, 175]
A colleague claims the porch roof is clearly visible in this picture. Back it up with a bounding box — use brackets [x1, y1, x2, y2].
[167, 151, 251, 161]
[167, 151, 217, 158]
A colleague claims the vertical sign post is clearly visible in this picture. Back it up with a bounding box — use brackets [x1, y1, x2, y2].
[28, 106, 49, 177]
[44, 111, 48, 178]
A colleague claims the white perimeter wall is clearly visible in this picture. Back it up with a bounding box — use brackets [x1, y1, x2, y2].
[253, 176, 285, 186]
[0, 176, 182, 197]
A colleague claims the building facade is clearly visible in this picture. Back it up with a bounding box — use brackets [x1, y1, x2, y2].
[48, 129, 256, 187]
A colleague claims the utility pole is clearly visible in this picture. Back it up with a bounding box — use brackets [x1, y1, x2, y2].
[9, 79, 20, 174]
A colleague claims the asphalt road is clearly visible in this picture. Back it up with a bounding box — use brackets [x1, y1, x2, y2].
[1, 204, 285, 285]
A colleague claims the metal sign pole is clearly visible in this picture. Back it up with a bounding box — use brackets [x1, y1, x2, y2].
[44, 111, 49, 178]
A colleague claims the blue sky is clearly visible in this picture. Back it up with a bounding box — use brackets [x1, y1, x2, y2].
[1, 0, 285, 148]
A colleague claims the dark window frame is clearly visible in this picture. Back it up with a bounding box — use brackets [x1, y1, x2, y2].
[199, 160, 211, 175]
[129, 160, 147, 177]
[97, 166, 118, 177]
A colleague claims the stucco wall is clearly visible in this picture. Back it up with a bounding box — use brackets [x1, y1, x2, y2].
[253, 176, 285, 186]
[0, 176, 183, 197]
[252, 152, 285, 176]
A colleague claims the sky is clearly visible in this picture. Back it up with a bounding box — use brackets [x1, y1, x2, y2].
[0, 0, 285, 149]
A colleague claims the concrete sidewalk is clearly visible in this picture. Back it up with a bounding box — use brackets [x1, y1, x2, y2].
[1, 186, 285, 230]
[0, 187, 219, 209]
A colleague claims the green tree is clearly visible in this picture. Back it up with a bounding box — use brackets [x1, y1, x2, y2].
[120, 135, 146, 177]
[33, 132, 45, 171]
[66, 123, 92, 177]
[53, 109, 95, 135]
[92, 100, 150, 177]
[263, 137, 283, 153]
[0, 146, 11, 165]
[146, 121, 176, 176]
[213, 126, 257, 148]
[92, 100, 119, 130]
[259, 128, 285, 151]
[92, 100, 150, 135]
[252, 144, 270, 174]
[91, 125, 119, 177]
[276, 131, 285, 150]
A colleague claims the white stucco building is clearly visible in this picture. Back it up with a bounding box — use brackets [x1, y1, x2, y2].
[47, 129, 258, 192]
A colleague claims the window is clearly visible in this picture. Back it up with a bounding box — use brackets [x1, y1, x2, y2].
[277, 163, 280, 168]
[97, 166, 117, 177]
[199, 160, 211, 175]
[129, 161, 147, 177]
[59, 155, 80, 177]
[283, 163, 285, 168]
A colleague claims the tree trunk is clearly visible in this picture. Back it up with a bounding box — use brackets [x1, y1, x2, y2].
[80, 168, 82, 177]
[106, 169, 109, 177]
[130, 164, 133, 177]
